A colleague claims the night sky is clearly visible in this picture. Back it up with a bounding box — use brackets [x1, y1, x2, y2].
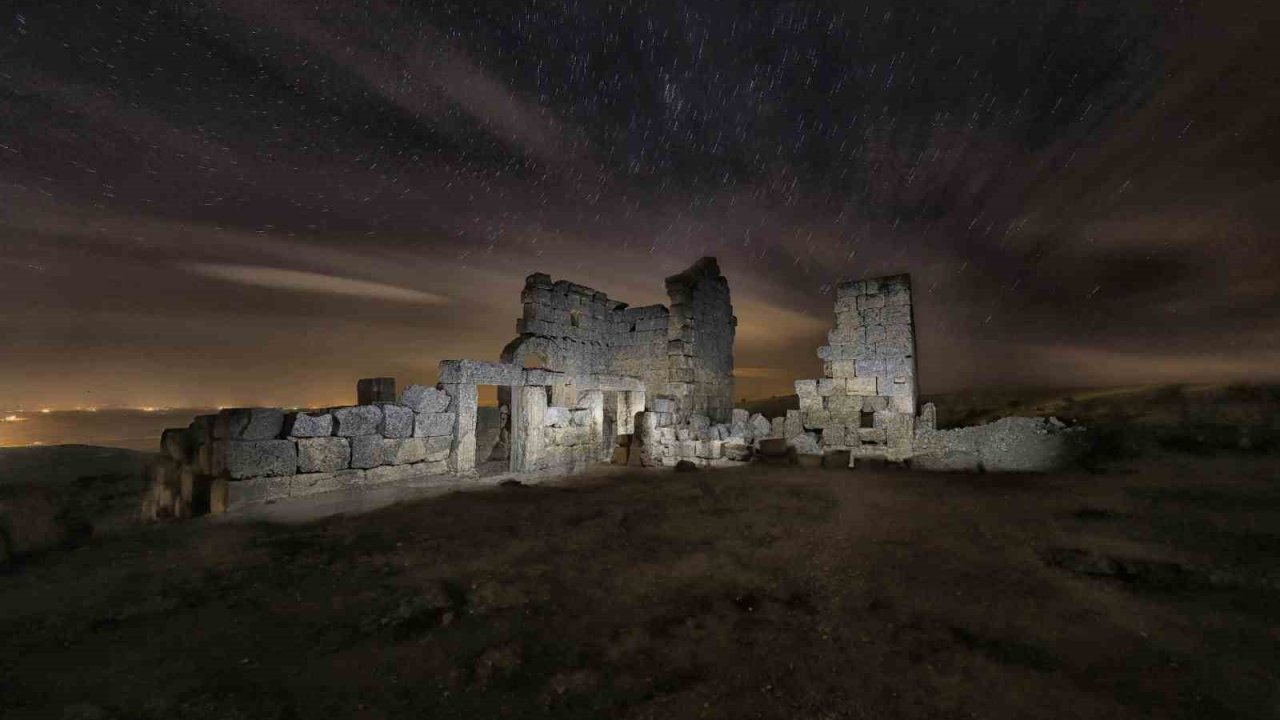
[2, 0, 1277, 409]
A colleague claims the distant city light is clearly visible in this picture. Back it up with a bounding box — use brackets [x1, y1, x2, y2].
[1, 414, 25, 423]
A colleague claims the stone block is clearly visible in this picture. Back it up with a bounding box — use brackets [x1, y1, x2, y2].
[857, 428, 887, 444]
[333, 405, 383, 437]
[544, 407, 571, 427]
[570, 408, 593, 426]
[651, 396, 678, 414]
[864, 396, 889, 411]
[399, 384, 451, 414]
[437, 360, 522, 385]
[357, 377, 397, 405]
[857, 293, 886, 310]
[723, 442, 752, 461]
[365, 463, 431, 486]
[350, 435, 385, 469]
[795, 379, 818, 397]
[889, 395, 915, 413]
[414, 412, 456, 438]
[800, 394, 824, 413]
[748, 413, 772, 438]
[384, 438, 428, 465]
[826, 394, 863, 413]
[817, 378, 836, 396]
[822, 425, 847, 447]
[771, 416, 786, 439]
[380, 404, 415, 438]
[161, 428, 195, 463]
[845, 377, 877, 395]
[855, 358, 885, 377]
[829, 360, 858, 378]
[791, 432, 823, 455]
[731, 408, 750, 425]
[696, 440, 723, 459]
[297, 437, 350, 473]
[290, 469, 365, 497]
[285, 411, 333, 438]
[785, 409, 804, 438]
[803, 411, 830, 430]
[220, 440, 297, 479]
[215, 408, 285, 441]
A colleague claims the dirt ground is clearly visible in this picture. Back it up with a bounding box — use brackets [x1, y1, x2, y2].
[2, 451, 1278, 719]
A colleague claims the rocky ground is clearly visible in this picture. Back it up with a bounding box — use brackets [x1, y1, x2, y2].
[2, 445, 1278, 719]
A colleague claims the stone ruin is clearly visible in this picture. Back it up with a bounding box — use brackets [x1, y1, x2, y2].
[142, 258, 1079, 520]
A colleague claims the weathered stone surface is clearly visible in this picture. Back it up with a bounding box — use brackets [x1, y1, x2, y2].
[975, 417, 1078, 472]
[771, 417, 786, 439]
[221, 440, 297, 479]
[161, 428, 194, 463]
[414, 412, 456, 438]
[748, 413, 772, 438]
[399, 384, 451, 414]
[215, 408, 285, 441]
[350, 435, 385, 469]
[333, 405, 383, 437]
[380, 404, 415, 438]
[785, 409, 804, 438]
[382, 438, 428, 465]
[290, 469, 365, 497]
[365, 463, 431, 486]
[297, 437, 350, 473]
[544, 407, 571, 427]
[723, 442, 752, 461]
[437, 360, 522, 385]
[651, 397, 677, 414]
[285, 411, 333, 438]
[444, 383, 477, 476]
[791, 433, 822, 456]
[731, 408, 750, 425]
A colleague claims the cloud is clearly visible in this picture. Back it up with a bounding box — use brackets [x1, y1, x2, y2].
[185, 263, 450, 305]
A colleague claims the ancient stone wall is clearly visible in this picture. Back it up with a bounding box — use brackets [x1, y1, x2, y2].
[663, 258, 737, 422]
[144, 385, 456, 519]
[501, 257, 735, 422]
[792, 274, 918, 462]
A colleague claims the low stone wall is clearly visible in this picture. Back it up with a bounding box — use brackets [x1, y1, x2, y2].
[910, 406, 1082, 472]
[143, 384, 456, 519]
[634, 402, 778, 467]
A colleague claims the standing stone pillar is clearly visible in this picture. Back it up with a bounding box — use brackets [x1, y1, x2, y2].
[622, 391, 646, 435]
[444, 383, 478, 478]
[357, 377, 397, 405]
[511, 385, 548, 474]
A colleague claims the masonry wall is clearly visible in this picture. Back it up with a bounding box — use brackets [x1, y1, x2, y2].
[142, 385, 456, 520]
[501, 257, 736, 423]
[663, 258, 737, 422]
[793, 274, 918, 461]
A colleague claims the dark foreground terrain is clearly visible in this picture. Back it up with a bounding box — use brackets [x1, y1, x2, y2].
[2, 448, 1278, 719]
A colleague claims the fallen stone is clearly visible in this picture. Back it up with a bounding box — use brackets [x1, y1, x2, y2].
[674, 459, 699, 472]
[333, 405, 383, 437]
[296, 437, 350, 473]
[723, 442, 752, 461]
[790, 433, 822, 456]
[748, 413, 772, 438]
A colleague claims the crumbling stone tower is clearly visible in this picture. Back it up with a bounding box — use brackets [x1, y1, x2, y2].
[663, 258, 736, 422]
[794, 274, 917, 461]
